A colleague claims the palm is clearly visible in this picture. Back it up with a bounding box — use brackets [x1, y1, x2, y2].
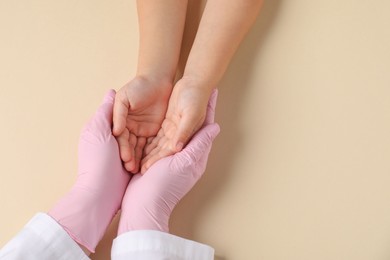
[142, 111, 181, 164]
[113, 78, 172, 173]
[141, 82, 210, 173]
[123, 84, 168, 137]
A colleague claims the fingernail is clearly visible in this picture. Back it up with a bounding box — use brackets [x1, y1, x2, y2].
[112, 125, 118, 135]
[176, 142, 184, 151]
[125, 161, 135, 172]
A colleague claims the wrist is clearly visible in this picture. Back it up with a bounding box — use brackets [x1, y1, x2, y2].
[134, 73, 174, 91]
[118, 205, 170, 235]
[175, 76, 215, 98]
[179, 73, 216, 92]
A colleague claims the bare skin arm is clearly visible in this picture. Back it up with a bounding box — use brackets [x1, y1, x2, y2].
[184, 0, 264, 91]
[141, 0, 264, 173]
[135, 0, 188, 81]
[113, 0, 188, 173]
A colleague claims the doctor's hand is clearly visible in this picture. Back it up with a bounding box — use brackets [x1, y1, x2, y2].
[140, 78, 213, 174]
[118, 90, 219, 234]
[49, 90, 131, 253]
[113, 77, 173, 173]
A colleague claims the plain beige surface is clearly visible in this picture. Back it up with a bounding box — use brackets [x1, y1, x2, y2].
[1, 1, 390, 259]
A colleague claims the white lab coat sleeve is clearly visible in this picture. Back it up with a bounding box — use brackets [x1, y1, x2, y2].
[111, 230, 214, 260]
[0, 213, 89, 260]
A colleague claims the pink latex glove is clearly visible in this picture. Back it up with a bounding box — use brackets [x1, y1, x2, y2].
[118, 89, 220, 234]
[49, 90, 130, 253]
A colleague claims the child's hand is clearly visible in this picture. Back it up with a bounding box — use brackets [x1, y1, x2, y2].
[113, 77, 173, 173]
[140, 78, 214, 174]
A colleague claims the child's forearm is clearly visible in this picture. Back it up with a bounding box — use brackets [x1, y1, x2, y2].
[136, 0, 188, 84]
[183, 0, 264, 89]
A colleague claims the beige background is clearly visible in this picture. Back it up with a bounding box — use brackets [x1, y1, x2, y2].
[1, 0, 390, 259]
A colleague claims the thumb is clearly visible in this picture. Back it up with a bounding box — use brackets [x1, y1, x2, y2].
[112, 91, 129, 136]
[94, 89, 116, 127]
[102, 89, 116, 105]
[175, 123, 220, 166]
[82, 89, 116, 140]
[173, 111, 204, 152]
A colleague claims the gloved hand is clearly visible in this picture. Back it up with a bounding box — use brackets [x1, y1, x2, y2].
[118, 89, 220, 234]
[49, 90, 131, 253]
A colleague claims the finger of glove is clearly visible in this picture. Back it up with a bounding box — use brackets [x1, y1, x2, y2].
[82, 89, 116, 141]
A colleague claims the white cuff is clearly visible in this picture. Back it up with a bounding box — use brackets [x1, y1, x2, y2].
[0, 213, 89, 260]
[112, 230, 214, 260]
